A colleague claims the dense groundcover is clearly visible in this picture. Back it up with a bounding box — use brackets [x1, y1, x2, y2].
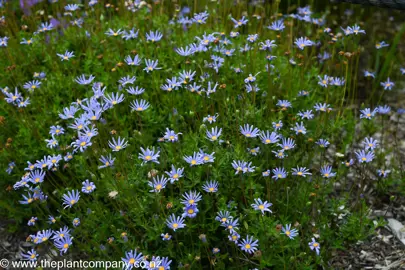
[0, 0, 405, 269]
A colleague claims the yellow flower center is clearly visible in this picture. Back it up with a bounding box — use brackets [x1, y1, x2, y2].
[63, 243, 69, 249]
[70, 199, 76, 205]
[156, 184, 162, 190]
[188, 209, 194, 214]
[115, 145, 121, 150]
[258, 205, 264, 209]
[80, 141, 86, 146]
[173, 174, 179, 179]
[172, 223, 178, 229]
[245, 244, 251, 249]
[145, 155, 151, 160]
[265, 139, 271, 143]
[211, 136, 217, 140]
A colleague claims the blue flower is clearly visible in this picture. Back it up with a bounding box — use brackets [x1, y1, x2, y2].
[355, 150, 375, 163]
[165, 165, 184, 183]
[161, 233, 172, 241]
[240, 124, 260, 138]
[125, 55, 142, 66]
[351, 24, 366, 35]
[122, 28, 139, 40]
[54, 236, 73, 255]
[281, 224, 299, 239]
[148, 176, 169, 193]
[320, 165, 336, 178]
[206, 127, 222, 141]
[309, 238, 320, 255]
[122, 249, 143, 269]
[314, 102, 332, 112]
[139, 147, 160, 164]
[28, 217, 37, 226]
[272, 167, 287, 180]
[259, 131, 279, 144]
[72, 218, 80, 227]
[292, 122, 306, 135]
[248, 147, 260, 156]
[48, 215, 56, 224]
[0, 36, 9, 47]
[273, 120, 283, 130]
[130, 99, 150, 112]
[375, 41, 389, 49]
[184, 152, 203, 166]
[163, 128, 182, 142]
[291, 167, 312, 177]
[71, 136, 92, 152]
[166, 214, 186, 231]
[62, 190, 80, 209]
[231, 16, 248, 28]
[203, 114, 218, 123]
[182, 205, 199, 218]
[364, 70, 375, 78]
[267, 19, 285, 31]
[232, 160, 255, 174]
[108, 137, 128, 152]
[247, 34, 258, 43]
[65, 3, 80, 11]
[215, 211, 233, 223]
[98, 154, 115, 169]
[381, 78, 394, 90]
[251, 198, 272, 215]
[377, 105, 391, 114]
[193, 11, 209, 24]
[82, 179, 96, 194]
[21, 249, 38, 262]
[104, 92, 125, 107]
[278, 138, 296, 151]
[127, 86, 145, 95]
[57, 51, 75, 61]
[363, 137, 378, 151]
[50, 125, 65, 136]
[52, 226, 71, 241]
[297, 110, 314, 119]
[316, 139, 330, 148]
[23, 80, 41, 91]
[181, 191, 202, 206]
[75, 74, 95, 85]
[202, 180, 219, 193]
[105, 28, 123, 37]
[377, 169, 391, 178]
[29, 170, 45, 184]
[238, 235, 259, 254]
[360, 108, 378, 119]
[222, 218, 239, 234]
[19, 192, 34, 204]
[295, 37, 313, 50]
[146, 30, 163, 42]
[176, 46, 196, 56]
[228, 232, 240, 243]
[144, 59, 162, 73]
